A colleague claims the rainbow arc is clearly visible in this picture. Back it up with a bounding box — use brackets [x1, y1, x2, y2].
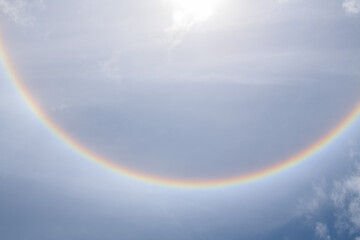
[1, 37, 360, 188]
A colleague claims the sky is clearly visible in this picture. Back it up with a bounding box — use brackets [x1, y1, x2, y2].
[0, 0, 360, 239]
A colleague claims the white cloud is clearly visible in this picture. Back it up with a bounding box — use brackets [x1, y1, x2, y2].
[166, 0, 219, 31]
[296, 182, 328, 217]
[332, 175, 360, 234]
[100, 57, 123, 81]
[330, 142, 360, 235]
[0, 0, 34, 25]
[343, 0, 360, 14]
[348, 140, 360, 160]
[164, 0, 220, 45]
[298, 141, 360, 238]
[315, 222, 331, 240]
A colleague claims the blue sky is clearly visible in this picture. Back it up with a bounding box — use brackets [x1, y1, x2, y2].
[1, 0, 360, 239]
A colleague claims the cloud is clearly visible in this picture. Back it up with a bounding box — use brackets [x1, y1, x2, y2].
[166, 0, 219, 31]
[331, 142, 360, 236]
[343, 0, 360, 14]
[0, 0, 35, 25]
[100, 56, 123, 81]
[315, 222, 331, 240]
[349, 140, 360, 160]
[331, 173, 360, 235]
[297, 141, 360, 239]
[164, 0, 220, 45]
[296, 180, 329, 218]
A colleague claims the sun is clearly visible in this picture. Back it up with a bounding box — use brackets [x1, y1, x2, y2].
[167, 0, 220, 31]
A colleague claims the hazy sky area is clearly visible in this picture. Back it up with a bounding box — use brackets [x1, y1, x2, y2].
[1, 0, 360, 239]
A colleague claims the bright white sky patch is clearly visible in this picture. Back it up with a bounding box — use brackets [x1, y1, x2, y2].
[167, 0, 220, 31]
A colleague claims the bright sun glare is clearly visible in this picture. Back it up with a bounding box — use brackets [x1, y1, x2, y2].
[168, 0, 220, 31]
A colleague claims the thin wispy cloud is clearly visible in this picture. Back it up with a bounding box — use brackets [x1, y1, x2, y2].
[0, 0, 34, 25]
[315, 222, 331, 240]
[297, 143, 360, 239]
[164, 0, 219, 45]
[100, 56, 123, 81]
[331, 173, 360, 235]
[166, 0, 219, 31]
[343, 0, 360, 14]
